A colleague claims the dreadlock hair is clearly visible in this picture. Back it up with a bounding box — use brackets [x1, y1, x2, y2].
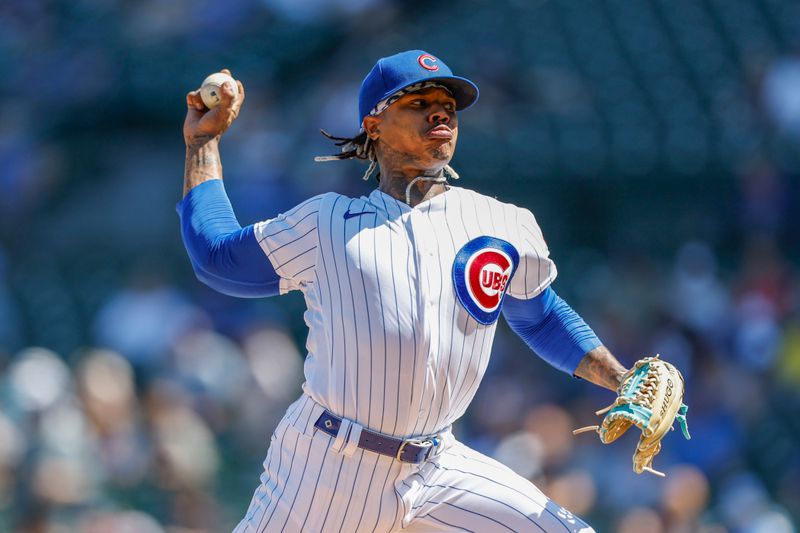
[314, 129, 461, 182]
[314, 130, 379, 181]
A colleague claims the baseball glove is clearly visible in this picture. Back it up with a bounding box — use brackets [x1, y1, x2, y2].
[573, 355, 690, 477]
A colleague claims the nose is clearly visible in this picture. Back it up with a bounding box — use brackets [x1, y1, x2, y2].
[428, 105, 451, 125]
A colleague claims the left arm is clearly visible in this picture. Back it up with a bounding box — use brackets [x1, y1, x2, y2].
[502, 288, 627, 391]
[573, 345, 627, 391]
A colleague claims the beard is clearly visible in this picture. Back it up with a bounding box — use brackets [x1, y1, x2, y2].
[430, 141, 454, 161]
[377, 138, 455, 171]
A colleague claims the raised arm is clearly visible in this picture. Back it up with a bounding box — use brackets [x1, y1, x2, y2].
[177, 71, 280, 298]
[183, 69, 244, 196]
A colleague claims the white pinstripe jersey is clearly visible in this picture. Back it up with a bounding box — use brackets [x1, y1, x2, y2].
[253, 186, 556, 439]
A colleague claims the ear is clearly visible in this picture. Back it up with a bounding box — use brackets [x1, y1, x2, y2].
[362, 116, 381, 140]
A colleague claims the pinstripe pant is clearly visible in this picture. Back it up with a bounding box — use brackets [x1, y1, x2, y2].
[233, 395, 594, 533]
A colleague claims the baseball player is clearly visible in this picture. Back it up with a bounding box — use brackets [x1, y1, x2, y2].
[179, 51, 630, 532]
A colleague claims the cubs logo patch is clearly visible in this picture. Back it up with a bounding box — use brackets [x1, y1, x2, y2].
[418, 54, 439, 71]
[452, 236, 520, 325]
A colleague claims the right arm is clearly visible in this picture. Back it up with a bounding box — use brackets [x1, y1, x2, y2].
[178, 70, 280, 297]
[184, 140, 222, 197]
[183, 68, 243, 196]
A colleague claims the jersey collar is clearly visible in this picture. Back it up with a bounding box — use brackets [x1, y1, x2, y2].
[367, 187, 454, 216]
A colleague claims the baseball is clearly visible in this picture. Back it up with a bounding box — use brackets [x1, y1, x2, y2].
[200, 72, 238, 109]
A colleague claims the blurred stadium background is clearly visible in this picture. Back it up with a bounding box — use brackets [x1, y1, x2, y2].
[1, 0, 800, 531]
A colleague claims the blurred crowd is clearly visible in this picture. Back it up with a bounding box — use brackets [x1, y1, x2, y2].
[1, 0, 799, 532]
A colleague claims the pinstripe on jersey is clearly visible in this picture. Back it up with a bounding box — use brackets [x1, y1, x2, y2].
[253, 186, 556, 439]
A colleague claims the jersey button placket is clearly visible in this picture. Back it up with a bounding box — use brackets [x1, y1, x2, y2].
[409, 210, 436, 346]
[409, 209, 437, 432]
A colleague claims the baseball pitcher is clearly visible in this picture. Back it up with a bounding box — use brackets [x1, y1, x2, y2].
[178, 50, 689, 533]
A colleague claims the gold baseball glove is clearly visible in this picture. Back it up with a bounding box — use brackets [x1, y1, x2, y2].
[573, 355, 690, 477]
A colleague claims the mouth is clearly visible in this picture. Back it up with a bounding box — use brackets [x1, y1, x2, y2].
[426, 125, 454, 140]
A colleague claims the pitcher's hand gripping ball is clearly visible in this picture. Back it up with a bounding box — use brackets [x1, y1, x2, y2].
[573, 355, 690, 476]
[200, 72, 239, 109]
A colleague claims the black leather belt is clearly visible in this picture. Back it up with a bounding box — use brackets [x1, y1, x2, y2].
[314, 411, 439, 464]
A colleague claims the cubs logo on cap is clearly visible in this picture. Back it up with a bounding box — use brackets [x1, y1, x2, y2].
[452, 236, 520, 325]
[417, 54, 439, 71]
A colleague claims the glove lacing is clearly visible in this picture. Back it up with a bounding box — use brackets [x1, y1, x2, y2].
[571, 358, 662, 474]
[571, 355, 690, 477]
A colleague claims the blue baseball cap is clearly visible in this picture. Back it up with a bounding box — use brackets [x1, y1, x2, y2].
[358, 50, 479, 126]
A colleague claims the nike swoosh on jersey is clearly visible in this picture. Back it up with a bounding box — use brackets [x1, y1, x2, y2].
[343, 209, 375, 219]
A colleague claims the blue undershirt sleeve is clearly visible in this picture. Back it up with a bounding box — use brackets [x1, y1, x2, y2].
[501, 287, 602, 375]
[176, 179, 280, 298]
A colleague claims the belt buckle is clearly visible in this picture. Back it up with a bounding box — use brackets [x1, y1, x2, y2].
[396, 438, 435, 462]
[395, 441, 410, 461]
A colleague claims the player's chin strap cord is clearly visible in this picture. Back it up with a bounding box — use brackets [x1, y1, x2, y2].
[406, 172, 449, 206]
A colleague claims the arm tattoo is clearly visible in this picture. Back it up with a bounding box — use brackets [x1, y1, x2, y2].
[574, 345, 628, 391]
[184, 139, 223, 196]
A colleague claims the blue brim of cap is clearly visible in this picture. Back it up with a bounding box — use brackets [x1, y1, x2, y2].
[380, 75, 480, 112]
[430, 76, 480, 111]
